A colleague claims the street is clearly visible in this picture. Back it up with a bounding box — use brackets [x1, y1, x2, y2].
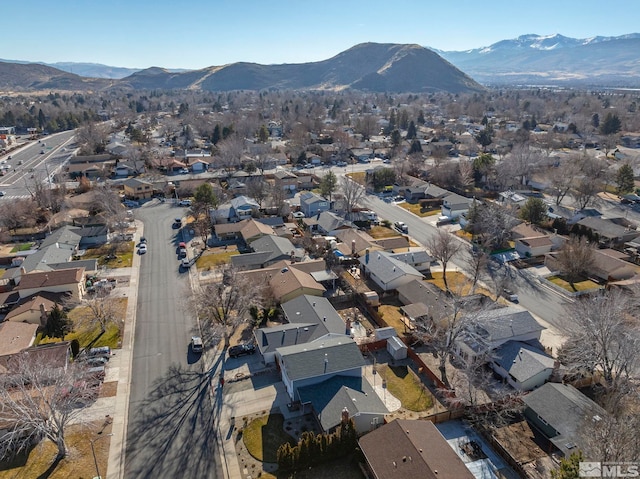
[124, 202, 222, 479]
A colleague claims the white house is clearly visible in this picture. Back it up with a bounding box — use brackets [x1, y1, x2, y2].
[515, 235, 554, 258]
[441, 193, 473, 219]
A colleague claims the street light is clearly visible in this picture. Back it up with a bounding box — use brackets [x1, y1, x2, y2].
[90, 433, 113, 479]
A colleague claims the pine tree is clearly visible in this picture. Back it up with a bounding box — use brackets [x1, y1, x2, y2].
[615, 163, 635, 194]
[44, 304, 73, 339]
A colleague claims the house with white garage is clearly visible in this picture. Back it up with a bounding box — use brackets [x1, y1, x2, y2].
[441, 193, 474, 219]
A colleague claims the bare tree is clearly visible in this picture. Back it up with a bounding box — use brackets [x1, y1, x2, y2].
[76, 122, 109, 155]
[559, 288, 639, 393]
[427, 229, 462, 293]
[195, 264, 263, 349]
[340, 175, 365, 219]
[554, 235, 595, 286]
[545, 158, 580, 206]
[84, 288, 120, 333]
[0, 354, 98, 461]
[457, 159, 475, 191]
[477, 203, 518, 250]
[0, 198, 36, 232]
[463, 246, 489, 295]
[574, 155, 606, 210]
[245, 176, 269, 208]
[217, 135, 245, 176]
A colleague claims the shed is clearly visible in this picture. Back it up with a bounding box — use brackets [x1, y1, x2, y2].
[362, 290, 379, 306]
[386, 335, 407, 360]
[374, 327, 397, 341]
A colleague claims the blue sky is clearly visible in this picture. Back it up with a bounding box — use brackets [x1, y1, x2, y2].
[6, 0, 639, 69]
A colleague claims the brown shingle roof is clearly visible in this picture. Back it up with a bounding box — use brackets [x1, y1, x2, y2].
[359, 419, 475, 479]
[269, 267, 325, 300]
[0, 322, 39, 356]
[17, 268, 84, 290]
[4, 292, 63, 321]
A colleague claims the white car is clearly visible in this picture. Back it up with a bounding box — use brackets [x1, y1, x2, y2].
[291, 211, 306, 219]
[138, 244, 147, 254]
[0, 191, 5, 197]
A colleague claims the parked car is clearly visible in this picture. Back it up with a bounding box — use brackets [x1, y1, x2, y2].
[228, 343, 256, 358]
[0, 191, 5, 197]
[291, 211, 305, 219]
[84, 356, 109, 367]
[178, 199, 192, 206]
[502, 289, 519, 302]
[191, 336, 204, 353]
[87, 346, 111, 359]
[394, 221, 408, 233]
[181, 257, 191, 268]
[173, 218, 182, 228]
[138, 244, 147, 254]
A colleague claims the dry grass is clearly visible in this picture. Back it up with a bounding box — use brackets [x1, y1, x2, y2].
[378, 304, 409, 335]
[83, 241, 135, 268]
[0, 420, 112, 479]
[346, 172, 366, 185]
[546, 275, 600, 292]
[242, 413, 294, 463]
[399, 202, 441, 217]
[39, 298, 127, 349]
[426, 272, 493, 297]
[377, 364, 433, 412]
[368, 226, 400, 239]
[195, 247, 239, 269]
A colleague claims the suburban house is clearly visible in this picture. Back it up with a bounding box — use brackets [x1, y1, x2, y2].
[522, 383, 607, 457]
[213, 221, 247, 241]
[240, 219, 276, 244]
[231, 235, 302, 270]
[388, 249, 432, 273]
[359, 419, 475, 479]
[576, 216, 640, 247]
[19, 226, 99, 273]
[269, 267, 326, 303]
[15, 267, 86, 303]
[441, 193, 474, 219]
[123, 178, 154, 200]
[4, 292, 63, 325]
[333, 229, 382, 258]
[230, 195, 260, 219]
[359, 251, 424, 292]
[297, 376, 387, 434]
[273, 170, 299, 192]
[300, 192, 330, 218]
[0, 321, 40, 358]
[276, 336, 366, 401]
[0, 341, 72, 375]
[254, 295, 347, 364]
[491, 341, 557, 391]
[454, 306, 545, 363]
[515, 235, 554, 258]
[315, 211, 354, 235]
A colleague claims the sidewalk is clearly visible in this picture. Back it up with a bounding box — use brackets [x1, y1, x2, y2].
[106, 220, 143, 479]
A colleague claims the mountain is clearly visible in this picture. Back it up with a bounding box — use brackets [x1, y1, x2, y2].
[0, 61, 109, 91]
[435, 33, 640, 86]
[120, 43, 484, 93]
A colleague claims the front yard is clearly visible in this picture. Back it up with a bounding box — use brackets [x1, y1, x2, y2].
[83, 241, 135, 268]
[367, 225, 401, 239]
[546, 275, 600, 292]
[195, 245, 239, 269]
[399, 202, 441, 218]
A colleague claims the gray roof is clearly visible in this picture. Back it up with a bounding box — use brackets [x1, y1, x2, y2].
[298, 375, 387, 431]
[277, 337, 365, 382]
[282, 295, 346, 335]
[389, 249, 432, 266]
[231, 251, 274, 268]
[250, 234, 295, 258]
[359, 251, 424, 285]
[423, 183, 449, 198]
[40, 225, 82, 250]
[523, 382, 606, 456]
[577, 216, 639, 240]
[230, 195, 259, 210]
[443, 193, 472, 208]
[316, 211, 353, 233]
[300, 192, 327, 205]
[255, 323, 326, 354]
[494, 341, 556, 383]
[473, 306, 545, 344]
[396, 279, 444, 306]
[21, 244, 75, 273]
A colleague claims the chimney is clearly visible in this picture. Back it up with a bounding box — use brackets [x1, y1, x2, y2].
[351, 240, 356, 255]
[365, 248, 370, 264]
[341, 406, 350, 424]
[39, 302, 48, 327]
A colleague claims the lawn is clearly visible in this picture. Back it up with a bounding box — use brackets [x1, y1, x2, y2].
[399, 202, 441, 218]
[10, 242, 34, 253]
[426, 272, 493, 297]
[377, 364, 433, 412]
[196, 248, 239, 269]
[243, 413, 295, 463]
[378, 304, 409, 335]
[0, 420, 111, 479]
[345, 172, 366, 186]
[273, 454, 364, 479]
[546, 275, 600, 292]
[83, 241, 135, 268]
[368, 225, 401, 239]
[38, 298, 127, 349]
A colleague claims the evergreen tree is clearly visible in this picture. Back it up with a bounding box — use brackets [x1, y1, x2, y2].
[600, 112, 622, 135]
[212, 124, 221, 145]
[417, 110, 425, 125]
[409, 139, 422, 154]
[44, 304, 73, 339]
[519, 197, 548, 225]
[551, 451, 582, 479]
[406, 121, 417, 140]
[257, 124, 269, 143]
[615, 163, 635, 194]
[390, 129, 401, 147]
[320, 170, 338, 201]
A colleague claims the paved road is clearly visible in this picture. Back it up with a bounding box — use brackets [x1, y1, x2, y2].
[0, 131, 75, 199]
[359, 190, 572, 333]
[124, 202, 222, 479]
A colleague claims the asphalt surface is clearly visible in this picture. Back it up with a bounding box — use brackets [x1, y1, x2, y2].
[360, 190, 573, 333]
[124, 202, 222, 479]
[0, 131, 75, 199]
